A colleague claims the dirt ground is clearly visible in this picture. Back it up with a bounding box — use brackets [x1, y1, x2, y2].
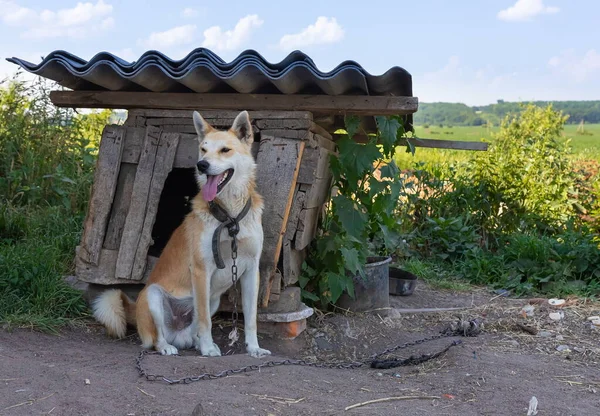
[1, 283, 599, 416]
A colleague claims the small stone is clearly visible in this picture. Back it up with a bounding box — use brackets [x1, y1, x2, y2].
[521, 305, 535, 317]
[314, 332, 326, 338]
[548, 298, 565, 306]
[556, 345, 571, 352]
[377, 373, 383, 377]
[538, 331, 552, 338]
[507, 340, 520, 347]
[549, 312, 564, 321]
[84, 379, 91, 385]
[556, 335, 564, 341]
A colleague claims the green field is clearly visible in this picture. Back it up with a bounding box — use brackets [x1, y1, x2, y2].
[396, 123, 600, 168]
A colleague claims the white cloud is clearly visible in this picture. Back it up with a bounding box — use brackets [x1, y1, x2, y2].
[202, 15, 263, 52]
[548, 49, 600, 82]
[141, 25, 197, 50]
[181, 7, 198, 18]
[278, 17, 344, 51]
[498, 0, 559, 22]
[0, 0, 114, 39]
[108, 48, 137, 62]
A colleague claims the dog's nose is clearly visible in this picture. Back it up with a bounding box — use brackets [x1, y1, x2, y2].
[196, 160, 210, 173]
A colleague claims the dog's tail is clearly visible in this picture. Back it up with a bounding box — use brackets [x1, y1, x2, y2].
[91, 289, 136, 338]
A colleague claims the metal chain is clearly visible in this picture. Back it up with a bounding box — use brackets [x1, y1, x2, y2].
[134, 322, 482, 385]
[228, 235, 240, 348]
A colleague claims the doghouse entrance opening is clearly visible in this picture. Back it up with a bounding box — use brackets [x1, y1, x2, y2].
[148, 167, 199, 258]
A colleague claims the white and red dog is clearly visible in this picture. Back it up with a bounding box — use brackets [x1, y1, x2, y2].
[92, 110, 271, 358]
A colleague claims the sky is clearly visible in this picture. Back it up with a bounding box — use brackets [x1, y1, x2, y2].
[1, 0, 599, 106]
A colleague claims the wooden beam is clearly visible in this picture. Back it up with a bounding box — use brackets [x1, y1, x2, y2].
[49, 91, 418, 116]
[346, 134, 489, 151]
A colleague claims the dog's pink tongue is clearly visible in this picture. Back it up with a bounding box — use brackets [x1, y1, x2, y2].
[202, 173, 224, 202]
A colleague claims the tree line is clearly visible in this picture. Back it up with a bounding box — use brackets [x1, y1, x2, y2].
[413, 101, 600, 126]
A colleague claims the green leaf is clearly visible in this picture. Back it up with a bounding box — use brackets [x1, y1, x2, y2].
[301, 289, 320, 302]
[340, 247, 361, 275]
[327, 272, 346, 303]
[380, 160, 400, 179]
[337, 136, 381, 180]
[344, 115, 361, 138]
[380, 224, 400, 253]
[405, 139, 416, 156]
[376, 116, 401, 155]
[333, 195, 368, 240]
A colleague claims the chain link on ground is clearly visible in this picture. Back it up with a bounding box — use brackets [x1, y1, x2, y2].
[135, 319, 483, 385]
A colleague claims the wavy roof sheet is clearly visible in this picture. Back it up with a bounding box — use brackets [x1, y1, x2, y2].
[6, 48, 412, 96]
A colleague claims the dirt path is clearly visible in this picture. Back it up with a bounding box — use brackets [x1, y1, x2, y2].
[1, 284, 599, 416]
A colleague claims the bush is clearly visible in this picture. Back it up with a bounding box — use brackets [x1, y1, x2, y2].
[393, 104, 600, 296]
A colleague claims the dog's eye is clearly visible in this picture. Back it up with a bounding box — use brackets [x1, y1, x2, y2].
[220, 147, 231, 153]
[200, 147, 207, 153]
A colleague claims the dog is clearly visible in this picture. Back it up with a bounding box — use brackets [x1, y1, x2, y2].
[92, 110, 271, 358]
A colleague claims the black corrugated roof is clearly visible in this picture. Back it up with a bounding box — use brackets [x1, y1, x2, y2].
[7, 48, 412, 96]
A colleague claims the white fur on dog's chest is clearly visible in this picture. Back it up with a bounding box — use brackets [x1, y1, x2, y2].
[197, 211, 263, 295]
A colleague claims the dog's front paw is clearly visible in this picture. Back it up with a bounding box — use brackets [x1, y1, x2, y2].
[198, 342, 221, 357]
[247, 346, 271, 358]
[156, 342, 178, 356]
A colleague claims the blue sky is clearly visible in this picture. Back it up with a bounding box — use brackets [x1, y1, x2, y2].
[1, 0, 599, 105]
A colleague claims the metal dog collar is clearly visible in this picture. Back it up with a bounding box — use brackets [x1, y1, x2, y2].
[208, 198, 252, 269]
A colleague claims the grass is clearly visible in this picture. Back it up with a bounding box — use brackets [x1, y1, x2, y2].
[399, 258, 473, 292]
[0, 204, 89, 332]
[395, 123, 600, 170]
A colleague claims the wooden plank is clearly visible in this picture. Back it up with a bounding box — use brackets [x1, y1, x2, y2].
[128, 109, 314, 120]
[78, 126, 125, 265]
[305, 175, 333, 209]
[404, 138, 488, 151]
[282, 190, 306, 286]
[309, 121, 333, 141]
[121, 127, 146, 164]
[295, 206, 320, 250]
[346, 134, 489, 151]
[255, 119, 312, 130]
[130, 132, 180, 281]
[313, 133, 337, 152]
[255, 135, 305, 307]
[115, 126, 161, 279]
[259, 129, 311, 141]
[75, 246, 158, 285]
[50, 91, 419, 116]
[297, 148, 319, 184]
[103, 163, 137, 250]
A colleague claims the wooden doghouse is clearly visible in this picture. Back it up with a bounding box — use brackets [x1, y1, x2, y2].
[72, 108, 339, 322]
[9, 48, 483, 337]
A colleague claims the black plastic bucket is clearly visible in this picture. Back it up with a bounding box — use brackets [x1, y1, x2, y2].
[389, 267, 418, 296]
[336, 256, 391, 312]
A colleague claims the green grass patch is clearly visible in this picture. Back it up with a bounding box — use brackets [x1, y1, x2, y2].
[0, 204, 89, 332]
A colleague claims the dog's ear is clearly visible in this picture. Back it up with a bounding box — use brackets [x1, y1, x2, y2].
[230, 110, 253, 144]
[193, 111, 213, 140]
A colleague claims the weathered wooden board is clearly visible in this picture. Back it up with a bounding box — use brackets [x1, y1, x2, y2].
[259, 129, 311, 141]
[75, 246, 158, 285]
[347, 135, 490, 151]
[50, 91, 419, 116]
[115, 126, 161, 279]
[130, 132, 180, 281]
[282, 190, 306, 286]
[103, 163, 137, 250]
[255, 135, 305, 307]
[255, 119, 312, 130]
[121, 127, 146, 164]
[78, 126, 125, 265]
[128, 109, 314, 121]
[295, 206, 321, 251]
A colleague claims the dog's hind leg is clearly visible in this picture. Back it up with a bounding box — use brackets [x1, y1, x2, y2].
[146, 284, 178, 355]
